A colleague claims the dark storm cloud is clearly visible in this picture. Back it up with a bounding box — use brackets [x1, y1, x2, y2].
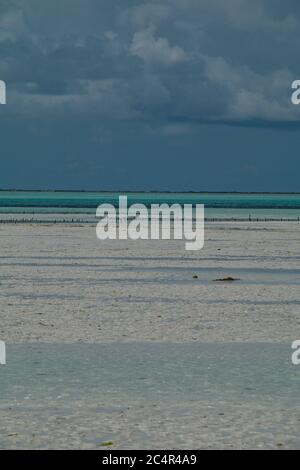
[0, 0, 300, 128]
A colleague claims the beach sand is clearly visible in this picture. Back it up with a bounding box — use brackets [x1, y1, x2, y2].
[0, 221, 300, 448]
[1, 221, 299, 343]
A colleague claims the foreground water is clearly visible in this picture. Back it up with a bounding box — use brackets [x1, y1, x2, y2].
[0, 342, 298, 405]
[1, 343, 300, 449]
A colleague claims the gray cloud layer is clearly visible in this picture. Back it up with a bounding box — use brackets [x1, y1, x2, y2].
[0, 0, 300, 129]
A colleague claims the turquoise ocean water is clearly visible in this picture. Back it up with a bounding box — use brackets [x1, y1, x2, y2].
[0, 191, 300, 220]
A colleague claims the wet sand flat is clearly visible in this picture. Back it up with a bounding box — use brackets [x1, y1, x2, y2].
[0, 221, 300, 448]
[0, 221, 299, 344]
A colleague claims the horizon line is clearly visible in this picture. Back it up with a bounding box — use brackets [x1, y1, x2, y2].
[0, 189, 300, 195]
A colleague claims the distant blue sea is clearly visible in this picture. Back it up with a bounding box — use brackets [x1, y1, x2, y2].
[0, 191, 300, 220]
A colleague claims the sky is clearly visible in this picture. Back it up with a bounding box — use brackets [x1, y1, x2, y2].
[0, 0, 300, 191]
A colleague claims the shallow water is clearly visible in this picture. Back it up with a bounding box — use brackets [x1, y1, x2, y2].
[1, 191, 300, 220]
[0, 342, 299, 407]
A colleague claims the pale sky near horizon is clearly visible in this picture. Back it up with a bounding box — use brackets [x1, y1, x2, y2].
[1, 0, 300, 191]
